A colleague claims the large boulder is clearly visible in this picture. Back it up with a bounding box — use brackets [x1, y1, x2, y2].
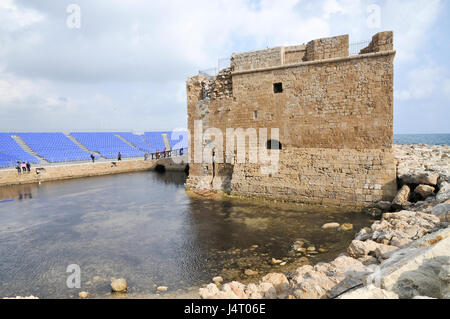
[392, 185, 411, 210]
[261, 273, 289, 294]
[431, 203, 449, 222]
[365, 227, 450, 299]
[414, 184, 435, 199]
[398, 172, 440, 186]
[348, 240, 382, 259]
[436, 181, 450, 203]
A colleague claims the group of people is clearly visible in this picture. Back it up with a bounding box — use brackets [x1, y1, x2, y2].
[15, 161, 31, 175]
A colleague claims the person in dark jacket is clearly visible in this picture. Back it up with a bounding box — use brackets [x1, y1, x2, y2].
[90, 154, 95, 163]
[16, 162, 21, 175]
[118, 152, 122, 161]
[26, 161, 31, 173]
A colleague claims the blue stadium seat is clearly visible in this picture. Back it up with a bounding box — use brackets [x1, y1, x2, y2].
[70, 132, 145, 159]
[0, 133, 39, 167]
[17, 133, 93, 163]
[116, 132, 152, 152]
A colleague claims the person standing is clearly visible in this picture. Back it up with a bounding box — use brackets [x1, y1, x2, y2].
[16, 161, 21, 175]
[144, 151, 149, 161]
[26, 161, 31, 173]
[118, 152, 122, 161]
[90, 154, 95, 163]
[163, 147, 167, 158]
[21, 162, 26, 173]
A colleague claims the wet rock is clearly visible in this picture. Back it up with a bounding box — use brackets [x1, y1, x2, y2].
[271, 258, 282, 264]
[431, 203, 449, 222]
[392, 185, 411, 210]
[157, 286, 168, 292]
[321, 222, 340, 230]
[110, 278, 127, 293]
[355, 227, 372, 241]
[375, 201, 392, 211]
[319, 248, 328, 253]
[261, 273, 289, 294]
[339, 223, 353, 231]
[292, 239, 308, 251]
[399, 172, 440, 186]
[306, 245, 316, 252]
[414, 184, 435, 199]
[338, 284, 398, 299]
[363, 207, 383, 218]
[78, 291, 88, 299]
[244, 269, 258, 276]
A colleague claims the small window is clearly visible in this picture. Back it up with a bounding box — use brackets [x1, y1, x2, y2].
[273, 82, 283, 94]
[253, 110, 258, 119]
[267, 139, 282, 150]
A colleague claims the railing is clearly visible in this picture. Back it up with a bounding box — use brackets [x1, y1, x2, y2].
[149, 148, 188, 160]
[0, 148, 189, 169]
[199, 57, 231, 77]
[349, 40, 370, 56]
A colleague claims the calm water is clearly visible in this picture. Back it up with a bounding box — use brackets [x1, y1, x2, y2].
[394, 134, 450, 145]
[0, 171, 371, 298]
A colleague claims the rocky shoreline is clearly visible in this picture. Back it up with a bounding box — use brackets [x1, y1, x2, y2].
[199, 144, 450, 299]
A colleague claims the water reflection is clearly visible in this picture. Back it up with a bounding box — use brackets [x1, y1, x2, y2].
[0, 184, 33, 201]
[0, 171, 371, 298]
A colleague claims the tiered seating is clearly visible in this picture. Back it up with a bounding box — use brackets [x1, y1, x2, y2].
[0, 133, 39, 167]
[116, 132, 152, 152]
[71, 132, 145, 159]
[144, 131, 171, 153]
[169, 130, 188, 149]
[17, 133, 92, 163]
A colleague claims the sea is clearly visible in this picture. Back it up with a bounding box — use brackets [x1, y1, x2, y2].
[394, 134, 450, 145]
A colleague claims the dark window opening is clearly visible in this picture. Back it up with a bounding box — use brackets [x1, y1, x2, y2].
[273, 82, 283, 94]
[253, 110, 258, 119]
[267, 139, 282, 150]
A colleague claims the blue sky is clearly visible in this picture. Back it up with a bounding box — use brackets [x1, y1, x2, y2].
[0, 0, 448, 133]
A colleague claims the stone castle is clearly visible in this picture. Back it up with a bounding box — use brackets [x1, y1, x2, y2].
[185, 31, 397, 209]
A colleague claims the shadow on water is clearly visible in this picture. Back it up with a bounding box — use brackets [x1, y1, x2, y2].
[0, 171, 372, 298]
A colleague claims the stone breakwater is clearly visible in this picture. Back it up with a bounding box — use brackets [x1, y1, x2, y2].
[199, 144, 450, 299]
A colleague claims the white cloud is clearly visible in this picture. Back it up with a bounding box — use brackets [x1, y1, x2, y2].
[395, 65, 442, 101]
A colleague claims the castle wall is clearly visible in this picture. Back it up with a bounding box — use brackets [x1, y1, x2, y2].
[186, 32, 396, 209]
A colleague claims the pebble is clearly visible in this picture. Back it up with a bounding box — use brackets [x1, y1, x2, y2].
[110, 278, 127, 293]
[271, 258, 282, 264]
[157, 286, 168, 292]
[244, 269, 258, 276]
[78, 291, 88, 299]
